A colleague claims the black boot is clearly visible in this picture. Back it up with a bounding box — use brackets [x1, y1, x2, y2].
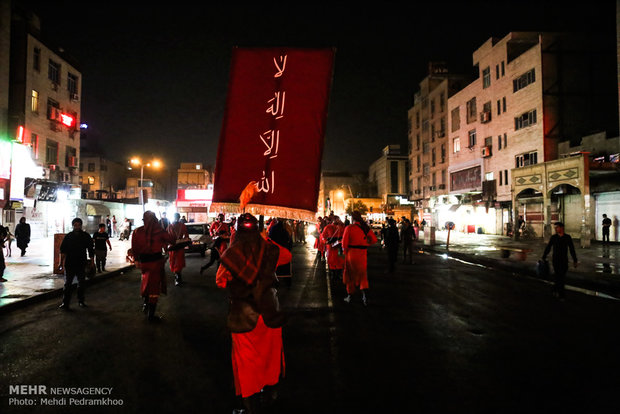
[199, 264, 210, 275]
[147, 303, 161, 322]
[242, 393, 261, 414]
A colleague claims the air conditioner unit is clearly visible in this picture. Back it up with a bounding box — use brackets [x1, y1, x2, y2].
[70, 93, 79, 101]
[438, 184, 446, 189]
[482, 146, 492, 157]
[48, 164, 57, 171]
[429, 185, 436, 191]
[414, 189, 421, 194]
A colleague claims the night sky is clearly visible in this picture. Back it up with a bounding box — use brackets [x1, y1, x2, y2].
[23, 1, 617, 175]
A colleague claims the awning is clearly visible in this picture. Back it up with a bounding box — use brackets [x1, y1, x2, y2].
[86, 203, 110, 216]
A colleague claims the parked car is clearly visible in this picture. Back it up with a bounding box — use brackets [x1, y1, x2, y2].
[184, 223, 212, 256]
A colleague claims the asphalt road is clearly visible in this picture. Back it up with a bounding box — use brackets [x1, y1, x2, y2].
[1, 242, 620, 414]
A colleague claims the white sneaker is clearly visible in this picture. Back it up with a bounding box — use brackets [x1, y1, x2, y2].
[344, 295, 352, 303]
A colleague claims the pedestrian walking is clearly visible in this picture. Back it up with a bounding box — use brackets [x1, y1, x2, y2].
[14, 217, 31, 257]
[602, 214, 612, 244]
[159, 212, 170, 231]
[321, 215, 345, 281]
[92, 223, 112, 272]
[384, 218, 399, 274]
[215, 213, 291, 413]
[401, 219, 414, 264]
[342, 210, 378, 305]
[112, 215, 118, 237]
[131, 211, 175, 322]
[167, 212, 190, 286]
[211, 214, 231, 252]
[106, 215, 112, 236]
[58, 218, 94, 310]
[268, 218, 294, 284]
[2, 225, 13, 257]
[542, 222, 578, 300]
[0, 226, 7, 282]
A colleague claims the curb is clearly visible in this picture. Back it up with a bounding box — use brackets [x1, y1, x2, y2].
[0, 265, 135, 315]
[420, 245, 620, 300]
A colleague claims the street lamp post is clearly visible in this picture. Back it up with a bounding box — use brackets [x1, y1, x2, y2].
[130, 157, 162, 212]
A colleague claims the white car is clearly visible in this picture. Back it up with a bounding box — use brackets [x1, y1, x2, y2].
[184, 223, 213, 256]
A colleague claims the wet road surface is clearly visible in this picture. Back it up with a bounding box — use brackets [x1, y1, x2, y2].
[1, 243, 620, 413]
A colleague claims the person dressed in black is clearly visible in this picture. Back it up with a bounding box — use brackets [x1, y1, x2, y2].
[384, 218, 400, 274]
[401, 219, 414, 264]
[92, 223, 112, 272]
[602, 214, 612, 244]
[268, 218, 293, 284]
[59, 218, 94, 310]
[15, 217, 31, 257]
[542, 222, 578, 300]
[159, 212, 170, 231]
[0, 226, 7, 282]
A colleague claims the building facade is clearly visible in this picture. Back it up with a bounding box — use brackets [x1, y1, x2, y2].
[443, 32, 618, 236]
[79, 155, 127, 200]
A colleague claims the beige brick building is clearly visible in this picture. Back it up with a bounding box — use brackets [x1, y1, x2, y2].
[441, 32, 617, 236]
[408, 63, 468, 217]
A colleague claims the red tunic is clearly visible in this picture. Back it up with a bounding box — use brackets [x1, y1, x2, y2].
[210, 221, 231, 254]
[216, 241, 292, 398]
[321, 223, 345, 270]
[342, 223, 378, 294]
[167, 221, 189, 273]
[131, 225, 175, 304]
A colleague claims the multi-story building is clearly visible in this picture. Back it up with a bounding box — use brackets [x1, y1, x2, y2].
[408, 62, 468, 223]
[175, 162, 213, 222]
[0, 3, 83, 236]
[79, 155, 127, 200]
[369, 145, 414, 219]
[444, 32, 618, 237]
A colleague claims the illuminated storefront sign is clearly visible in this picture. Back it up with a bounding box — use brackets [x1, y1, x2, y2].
[450, 166, 481, 192]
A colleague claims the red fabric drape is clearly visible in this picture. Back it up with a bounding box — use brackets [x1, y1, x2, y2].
[212, 48, 335, 221]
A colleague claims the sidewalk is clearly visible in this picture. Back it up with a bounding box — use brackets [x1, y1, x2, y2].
[419, 229, 620, 299]
[0, 235, 134, 311]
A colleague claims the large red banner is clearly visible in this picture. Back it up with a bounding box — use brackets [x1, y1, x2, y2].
[211, 48, 335, 221]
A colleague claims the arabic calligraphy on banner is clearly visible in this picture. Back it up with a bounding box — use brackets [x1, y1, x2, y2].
[212, 48, 335, 221]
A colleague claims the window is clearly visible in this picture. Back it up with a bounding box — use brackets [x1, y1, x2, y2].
[431, 123, 435, 142]
[468, 130, 476, 148]
[439, 118, 445, 137]
[416, 134, 420, 150]
[88, 163, 96, 172]
[482, 67, 491, 88]
[441, 169, 446, 185]
[88, 176, 95, 185]
[423, 142, 429, 154]
[501, 61, 505, 76]
[451, 107, 460, 131]
[453, 137, 461, 153]
[439, 92, 445, 112]
[484, 136, 493, 147]
[48, 59, 61, 85]
[441, 144, 446, 163]
[513, 68, 535, 92]
[416, 112, 420, 129]
[65, 146, 76, 167]
[515, 151, 538, 168]
[45, 139, 59, 164]
[79, 163, 83, 172]
[47, 98, 59, 121]
[485, 172, 494, 181]
[499, 171, 503, 186]
[498, 135, 502, 150]
[67, 73, 79, 96]
[33, 47, 41, 71]
[31, 90, 39, 113]
[423, 163, 430, 176]
[504, 170, 508, 185]
[495, 65, 500, 80]
[432, 148, 436, 167]
[432, 172, 436, 187]
[503, 133, 507, 148]
[515, 109, 537, 130]
[416, 155, 421, 172]
[430, 99, 435, 117]
[466, 98, 477, 123]
[31, 134, 39, 159]
[502, 97, 506, 112]
[422, 120, 429, 132]
[497, 100, 501, 116]
[390, 161, 399, 193]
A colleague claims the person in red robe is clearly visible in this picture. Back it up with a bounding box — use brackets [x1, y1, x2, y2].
[342, 210, 378, 306]
[321, 215, 345, 281]
[216, 213, 292, 413]
[131, 211, 175, 322]
[313, 216, 327, 262]
[210, 213, 231, 254]
[167, 213, 190, 286]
